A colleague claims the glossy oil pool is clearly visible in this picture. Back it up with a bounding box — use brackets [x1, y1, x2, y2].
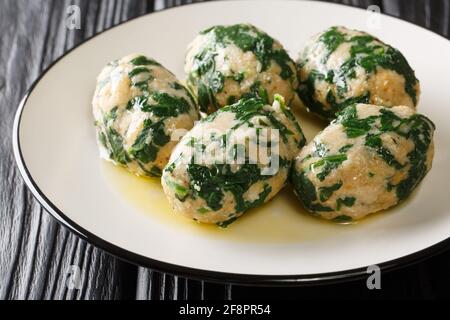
[100, 106, 406, 244]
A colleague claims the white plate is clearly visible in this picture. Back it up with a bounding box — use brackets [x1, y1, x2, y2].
[13, 0, 450, 285]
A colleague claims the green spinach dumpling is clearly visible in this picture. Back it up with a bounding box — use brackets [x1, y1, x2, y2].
[297, 26, 420, 121]
[162, 95, 305, 225]
[93, 54, 200, 177]
[291, 103, 434, 222]
[185, 24, 298, 114]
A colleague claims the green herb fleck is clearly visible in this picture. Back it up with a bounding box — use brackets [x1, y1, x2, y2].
[130, 56, 161, 66]
[319, 181, 343, 202]
[336, 197, 356, 211]
[332, 215, 353, 223]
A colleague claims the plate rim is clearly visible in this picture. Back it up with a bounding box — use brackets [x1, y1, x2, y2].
[11, 0, 450, 286]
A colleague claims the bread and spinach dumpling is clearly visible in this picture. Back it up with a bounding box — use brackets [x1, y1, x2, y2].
[161, 95, 306, 225]
[185, 24, 299, 114]
[93, 54, 200, 177]
[291, 103, 434, 222]
[297, 26, 420, 121]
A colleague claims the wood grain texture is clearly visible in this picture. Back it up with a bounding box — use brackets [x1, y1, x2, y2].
[0, 0, 149, 300]
[0, 0, 449, 300]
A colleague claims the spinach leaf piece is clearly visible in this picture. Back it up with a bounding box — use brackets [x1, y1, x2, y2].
[336, 197, 356, 211]
[319, 181, 343, 202]
[130, 56, 161, 66]
[332, 215, 353, 223]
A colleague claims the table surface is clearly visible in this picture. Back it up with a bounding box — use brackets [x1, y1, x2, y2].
[1, 0, 450, 300]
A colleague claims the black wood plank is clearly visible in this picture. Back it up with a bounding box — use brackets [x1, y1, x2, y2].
[0, 0, 151, 300]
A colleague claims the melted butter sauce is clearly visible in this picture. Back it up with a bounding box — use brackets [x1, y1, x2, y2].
[102, 162, 353, 244]
[101, 104, 410, 244]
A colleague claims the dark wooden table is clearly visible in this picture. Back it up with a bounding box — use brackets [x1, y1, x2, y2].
[1, 0, 449, 300]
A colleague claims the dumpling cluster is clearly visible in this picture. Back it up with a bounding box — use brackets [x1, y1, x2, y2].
[93, 24, 434, 225]
[288, 26, 433, 222]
